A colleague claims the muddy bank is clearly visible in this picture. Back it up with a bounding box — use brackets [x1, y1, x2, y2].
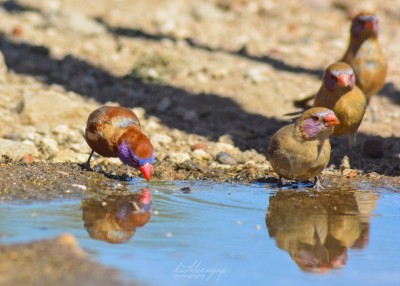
[0, 234, 131, 286]
[0, 159, 398, 202]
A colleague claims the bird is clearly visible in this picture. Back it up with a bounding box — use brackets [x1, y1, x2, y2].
[84, 106, 155, 181]
[293, 13, 387, 109]
[342, 12, 388, 101]
[313, 62, 367, 148]
[267, 107, 339, 188]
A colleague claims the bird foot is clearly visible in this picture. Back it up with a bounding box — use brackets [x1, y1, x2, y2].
[80, 162, 92, 171]
[277, 176, 283, 188]
[312, 177, 323, 191]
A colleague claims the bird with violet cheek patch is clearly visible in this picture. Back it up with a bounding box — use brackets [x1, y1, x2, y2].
[342, 12, 387, 101]
[293, 13, 387, 112]
[84, 106, 155, 181]
[313, 62, 367, 149]
[267, 107, 339, 188]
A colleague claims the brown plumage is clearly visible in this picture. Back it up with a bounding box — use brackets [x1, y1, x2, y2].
[342, 12, 388, 101]
[84, 106, 154, 181]
[293, 13, 387, 109]
[267, 107, 339, 187]
[313, 62, 367, 148]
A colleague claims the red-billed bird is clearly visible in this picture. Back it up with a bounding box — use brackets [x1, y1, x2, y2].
[267, 107, 339, 188]
[342, 12, 388, 101]
[84, 106, 155, 181]
[293, 13, 387, 110]
[313, 62, 367, 148]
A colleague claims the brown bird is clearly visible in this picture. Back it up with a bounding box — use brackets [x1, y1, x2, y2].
[267, 107, 339, 188]
[313, 62, 367, 148]
[293, 13, 387, 109]
[84, 106, 155, 181]
[342, 12, 388, 101]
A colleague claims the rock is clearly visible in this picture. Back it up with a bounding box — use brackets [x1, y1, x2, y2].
[39, 137, 59, 154]
[152, 134, 173, 146]
[0, 50, 7, 81]
[363, 139, 383, 159]
[340, 155, 351, 172]
[0, 139, 38, 159]
[218, 134, 234, 145]
[157, 97, 172, 112]
[216, 152, 237, 165]
[190, 143, 207, 150]
[20, 92, 95, 126]
[191, 149, 211, 161]
[44, 9, 106, 36]
[0, 234, 127, 286]
[168, 152, 191, 164]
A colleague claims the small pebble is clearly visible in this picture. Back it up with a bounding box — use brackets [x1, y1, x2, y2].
[180, 187, 191, 194]
[216, 152, 237, 165]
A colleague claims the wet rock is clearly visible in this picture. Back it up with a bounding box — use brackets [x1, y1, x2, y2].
[180, 187, 191, 193]
[363, 139, 383, 159]
[0, 234, 128, 286]
[216, 151, 237, 165]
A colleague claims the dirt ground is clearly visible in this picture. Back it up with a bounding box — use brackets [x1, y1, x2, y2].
[0, 0, 400, 182]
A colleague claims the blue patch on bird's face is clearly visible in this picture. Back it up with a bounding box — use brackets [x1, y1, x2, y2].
[118, 142, 155, 168]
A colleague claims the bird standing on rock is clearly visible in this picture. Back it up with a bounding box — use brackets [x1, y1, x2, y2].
[342, 12, 388, 101]
[267, 107, 339, 188]
[84, 106, 155, 181]
[313, 62, 367, 148]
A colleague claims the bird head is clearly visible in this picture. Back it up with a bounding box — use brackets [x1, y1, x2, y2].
[351, 13, 379, 39]
[322, 62, 355, 93]
[298, 107, 340, 139]
[118, 133, 155, 181]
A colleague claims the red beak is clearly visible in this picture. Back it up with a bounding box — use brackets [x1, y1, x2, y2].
[139, 163, 152, 181]
[338, 74, 350, 87]
[365, 21, 374, 30]
[324, 113, 340, 127]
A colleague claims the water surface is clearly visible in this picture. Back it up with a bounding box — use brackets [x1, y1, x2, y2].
[1, 180, 400, 286]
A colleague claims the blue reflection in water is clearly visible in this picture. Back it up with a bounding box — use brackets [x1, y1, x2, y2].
[0, 180, 400, 286]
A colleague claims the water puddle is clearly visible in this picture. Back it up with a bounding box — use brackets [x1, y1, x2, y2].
[1, 180, 400, 285]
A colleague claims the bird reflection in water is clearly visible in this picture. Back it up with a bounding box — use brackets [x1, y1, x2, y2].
[82, 188, 151, 244]
[266, 189, 378, 273]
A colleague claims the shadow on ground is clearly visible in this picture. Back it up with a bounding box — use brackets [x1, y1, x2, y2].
[96, 17, 325, 78]
[0, 35, 289, 153]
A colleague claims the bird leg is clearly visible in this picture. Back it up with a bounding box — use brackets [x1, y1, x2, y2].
[83, 150, 94, 171]
[277, 176, 283, 188]
[313, 176, 323, 191]
[125, 165, 133, 177]
[348, 133, 357, 149]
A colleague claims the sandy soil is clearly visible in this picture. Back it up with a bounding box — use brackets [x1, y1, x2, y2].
[0, 0, 400, 181]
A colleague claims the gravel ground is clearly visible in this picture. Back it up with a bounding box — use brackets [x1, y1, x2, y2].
[0, 0, 399, 185]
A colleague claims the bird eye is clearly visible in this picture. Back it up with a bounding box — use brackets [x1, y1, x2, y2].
[311, 115, 320, 122]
